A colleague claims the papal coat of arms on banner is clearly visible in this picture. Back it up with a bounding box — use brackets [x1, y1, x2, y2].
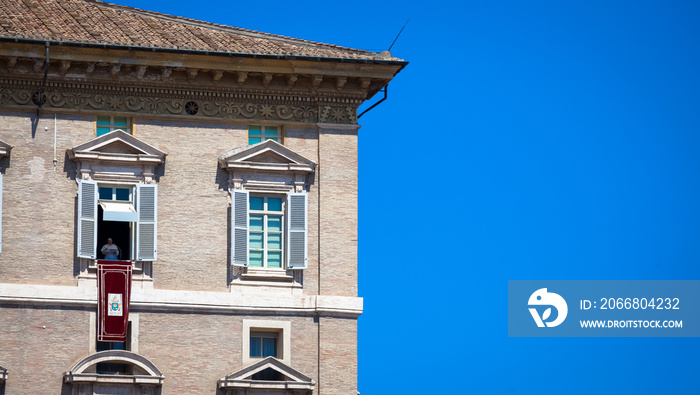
[107, 293, 123, 316]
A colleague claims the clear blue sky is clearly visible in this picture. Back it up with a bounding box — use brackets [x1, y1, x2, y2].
[118, 1, 700, 393]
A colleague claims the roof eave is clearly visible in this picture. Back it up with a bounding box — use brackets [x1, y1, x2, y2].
[0, 36, 408, 69]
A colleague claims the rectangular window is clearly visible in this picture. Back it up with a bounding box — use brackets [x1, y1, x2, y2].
[249, 331, 278, 358]
[97, 116, 132, 136]
[242, 319, 290, 365]
[249, 195, 284, 269]
[97, 185, 135, 259]
[99, 186, 132, 202]
[78, 180, 157, 262]
[230, 191, 307, 270]
[248, 125, 279, 145]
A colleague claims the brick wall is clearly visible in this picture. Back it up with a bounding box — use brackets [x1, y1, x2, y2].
[318, 127, 359, 297]
[0, 306, 89, 394]
[0, 112, 360, 394]
[0, 111, 93, 285]
[319, 316, 358, 395]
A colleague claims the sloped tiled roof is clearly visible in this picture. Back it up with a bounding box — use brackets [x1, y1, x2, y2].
[0, 0, 401, 62]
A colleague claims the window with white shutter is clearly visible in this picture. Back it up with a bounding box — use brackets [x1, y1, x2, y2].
[135, 184, 157, 261]
[77, 180, 98, 259]
[231, 192, 307, 270]
[231, 189, 249, 267]
[287, 193, 307, 269]
[77, 181, 158, 262]
[220, 140, 315, 276]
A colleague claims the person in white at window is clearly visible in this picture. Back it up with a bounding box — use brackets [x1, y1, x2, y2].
[100, 238, 121, 260]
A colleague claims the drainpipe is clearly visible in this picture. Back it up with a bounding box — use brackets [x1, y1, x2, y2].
[36, 41, 50, 117]
[53, 113, 57, 171]
[357, 84, 388, 119]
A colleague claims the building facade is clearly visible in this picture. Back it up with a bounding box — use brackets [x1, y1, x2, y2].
[0, 0, 406, 393]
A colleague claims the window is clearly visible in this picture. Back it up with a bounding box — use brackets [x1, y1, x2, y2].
[248, 125, 279, 145]
[220, 140, 315, 276]
[249, 331, 278, 358]
[65, 316, 164, 391]
[88, 312, 140, 376]
[242, 320, 291, 365]
[78, 180, 157, 262]
[99, 186, 131, 202]
[96, 322, 132, 374]
[249, 196, 284, 269]
[96, 115, 131, 136]
[232, 191, 307, 270]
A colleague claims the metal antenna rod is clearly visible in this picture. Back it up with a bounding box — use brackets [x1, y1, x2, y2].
[388, 19, 409, 52]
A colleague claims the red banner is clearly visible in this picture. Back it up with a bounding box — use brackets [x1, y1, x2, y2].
[97, 260, 132, 342]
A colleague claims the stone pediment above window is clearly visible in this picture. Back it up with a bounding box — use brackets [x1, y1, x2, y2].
[218, 357, 315, 394]
[68, 130, 166, 183]
[219, 140, 315, 193]
[219, 140, 315, 174]
[0, 140, 11, 158]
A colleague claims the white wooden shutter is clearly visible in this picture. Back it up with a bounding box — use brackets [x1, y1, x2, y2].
[231, 189, 249, 267]
[287, 193, 307, 269]
[77, 180, 98, 259]
[136, 184, 157, 261]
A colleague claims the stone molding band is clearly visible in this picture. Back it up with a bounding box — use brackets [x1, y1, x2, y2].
[0, 283, 363, 317]
[0, 78, 361, 124]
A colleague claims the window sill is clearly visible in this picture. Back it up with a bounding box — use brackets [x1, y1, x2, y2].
[78, 259, 153, 289]
[87, 261, 143, 275]
[240, 269, 294, 283]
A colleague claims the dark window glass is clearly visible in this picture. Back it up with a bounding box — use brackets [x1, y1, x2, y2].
[252, 367, 284, 381]
[250, 332, 278, 358]
[115, 188, 130, 201]
[250, 337, 262, 357]
[99, 187, 112, 200]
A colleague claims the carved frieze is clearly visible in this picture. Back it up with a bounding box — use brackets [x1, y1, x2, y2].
[0, 78, 360, 124]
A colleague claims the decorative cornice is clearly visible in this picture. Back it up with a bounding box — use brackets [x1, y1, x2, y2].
[0, 77, 360, 124]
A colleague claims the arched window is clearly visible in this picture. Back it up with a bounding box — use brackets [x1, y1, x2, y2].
[64, 350, 164, 395]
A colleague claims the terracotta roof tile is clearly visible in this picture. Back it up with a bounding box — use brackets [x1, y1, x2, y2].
[0, 0, 402, 62]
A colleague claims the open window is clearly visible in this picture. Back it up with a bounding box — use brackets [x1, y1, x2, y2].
[78, 180, 157, 261]
[70, 130, 165, 266]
